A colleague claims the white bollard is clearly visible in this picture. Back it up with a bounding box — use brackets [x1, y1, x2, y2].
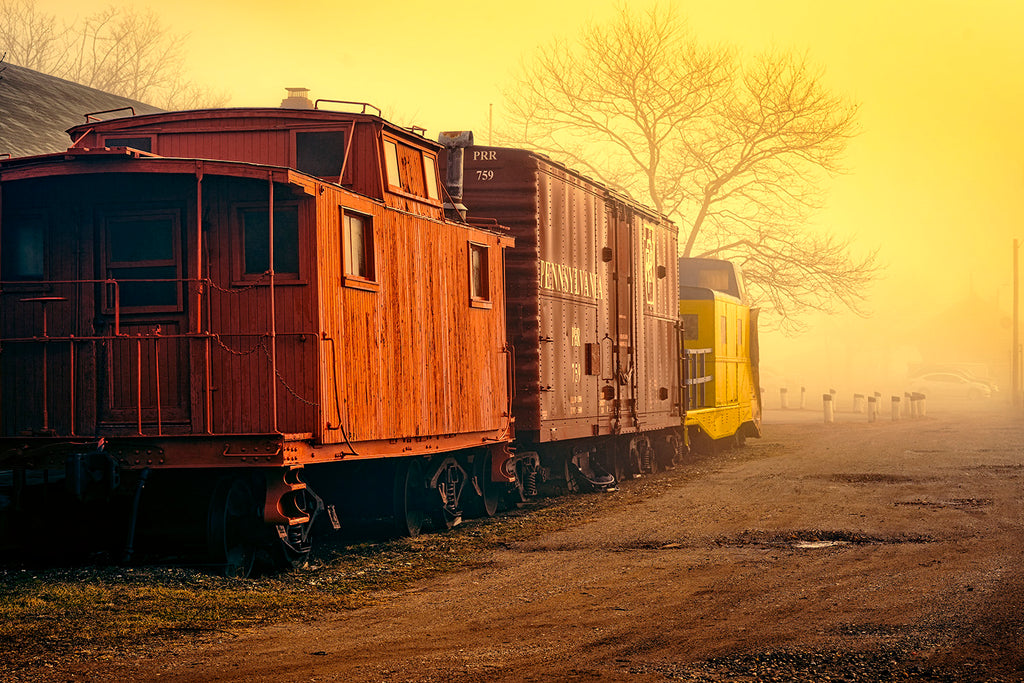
[800, 386, 806, 410]
[867, 395, 877, 422]
[780, 387, 789, 410]
[915, 392, 926, 417]
[823, 393, 834, 423]
[853, 393, 865, 413]
[891, 396, 900, 421]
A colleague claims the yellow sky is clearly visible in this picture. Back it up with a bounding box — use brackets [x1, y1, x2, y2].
[34, 0, 1024, 388]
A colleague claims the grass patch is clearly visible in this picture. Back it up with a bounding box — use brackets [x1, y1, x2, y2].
[0, 451, 732, 680]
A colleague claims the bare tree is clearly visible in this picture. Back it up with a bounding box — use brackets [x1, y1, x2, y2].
[0, 0, 228, 109]
[501, 5, 878, 331]
[0, 0, 66, 72]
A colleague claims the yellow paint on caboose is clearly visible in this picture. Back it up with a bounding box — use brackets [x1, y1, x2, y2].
[680, 279, 761, 444]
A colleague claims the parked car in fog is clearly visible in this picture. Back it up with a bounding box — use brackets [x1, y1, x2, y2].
[908, 372, 993, 401]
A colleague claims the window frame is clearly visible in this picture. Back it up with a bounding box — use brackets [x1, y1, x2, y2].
[100, 208, 183, 314]
[422, 153, 440, 201]
[381, 135, 443, 207]
[341, 207, 378, 292]
[232, 201, 306, 286]
[468, 241, 491, 309]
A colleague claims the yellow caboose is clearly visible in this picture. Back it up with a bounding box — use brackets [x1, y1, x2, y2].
[679, 258, 761, 450]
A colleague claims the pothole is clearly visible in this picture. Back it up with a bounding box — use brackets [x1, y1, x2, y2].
[830, 473, 918, 484]
[894, 498, 992, 509]
[713, 530, 935, 549]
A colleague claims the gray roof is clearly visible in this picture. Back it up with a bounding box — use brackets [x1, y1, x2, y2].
[0, 62, 164, 158]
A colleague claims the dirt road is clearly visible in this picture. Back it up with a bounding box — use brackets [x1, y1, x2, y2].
[68, 408, 1024, 681]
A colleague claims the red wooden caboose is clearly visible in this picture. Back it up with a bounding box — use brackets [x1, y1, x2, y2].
[0, 101, 513, 572]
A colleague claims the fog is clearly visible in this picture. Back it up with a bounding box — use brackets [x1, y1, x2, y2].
[30, 0, 1024, 405]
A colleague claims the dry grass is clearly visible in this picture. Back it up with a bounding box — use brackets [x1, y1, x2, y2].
[0, 453, 728, 680]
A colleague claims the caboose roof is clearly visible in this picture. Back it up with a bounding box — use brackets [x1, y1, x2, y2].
[0, 146, 318, 195]
[65, 106, 440, 151]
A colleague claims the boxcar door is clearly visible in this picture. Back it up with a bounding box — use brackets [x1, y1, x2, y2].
[96, 209, 190, 429]
[608, 203, 637, 430]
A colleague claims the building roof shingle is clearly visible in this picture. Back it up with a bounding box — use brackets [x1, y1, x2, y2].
[0, 62, 164, 158]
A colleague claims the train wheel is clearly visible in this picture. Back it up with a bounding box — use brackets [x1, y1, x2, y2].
[393, 458, 428, 537]
[615, 438, 644, 482]
[207, 477, 259, 578]
[465, 451, 501, 518]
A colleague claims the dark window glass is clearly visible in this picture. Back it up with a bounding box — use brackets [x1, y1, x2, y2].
[104, 137, 152, 152]
[296, 131, 346, 177]
[108, 216, 174, 263]
[104, 213, 179, 308]
[1, 216, 45, 280]
[242, 207, 299, 275]
[108, 265, 177, 307]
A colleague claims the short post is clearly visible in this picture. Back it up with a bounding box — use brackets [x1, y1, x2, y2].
[915, 392, 927, 417]
[800, 386, 806, 409]
[867, 395, 877, 422]
[780, 387, 789, 410]
[904, 392, 912, 418]
[853, 393, 865, 413]
[823, 393, 834, 423]
[891, 395, 901, 421]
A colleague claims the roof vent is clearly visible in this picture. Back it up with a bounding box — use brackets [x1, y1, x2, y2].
[281, 87, 313, 109]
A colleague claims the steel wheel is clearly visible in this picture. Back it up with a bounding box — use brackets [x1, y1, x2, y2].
[465, 450, 501, 518]
[392, 458, 428, 537]
[207, 477, 259, 578]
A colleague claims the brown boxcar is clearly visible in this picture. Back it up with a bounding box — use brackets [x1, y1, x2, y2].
[442, 141, 684, 490]
[0, 105, 514, 572]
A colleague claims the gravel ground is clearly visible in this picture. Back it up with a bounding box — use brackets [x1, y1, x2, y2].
[10, 407, 1024, 682]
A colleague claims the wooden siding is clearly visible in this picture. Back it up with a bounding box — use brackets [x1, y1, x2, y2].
[315, 184, 510, 448]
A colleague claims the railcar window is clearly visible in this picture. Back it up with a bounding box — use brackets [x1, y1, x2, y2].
[1, 215, 45, 281]
[383, 140, 401, 188]
[469, 242, 490, 305]
[342, 210, 374, 281]
[241, 206, 299, 277]
[296, 131, 346, 177]
[103, 137, 152, 152]
[422, 154, 439, 200]
[681, 314, 698, 341]
[103, 212, 180, 309]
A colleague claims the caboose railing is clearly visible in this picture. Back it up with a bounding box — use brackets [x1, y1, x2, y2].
[0, 275, 317, 439]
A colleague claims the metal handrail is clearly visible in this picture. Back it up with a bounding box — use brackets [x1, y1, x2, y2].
[313, 99, 381, 117]
[83, 106, 136, 123]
